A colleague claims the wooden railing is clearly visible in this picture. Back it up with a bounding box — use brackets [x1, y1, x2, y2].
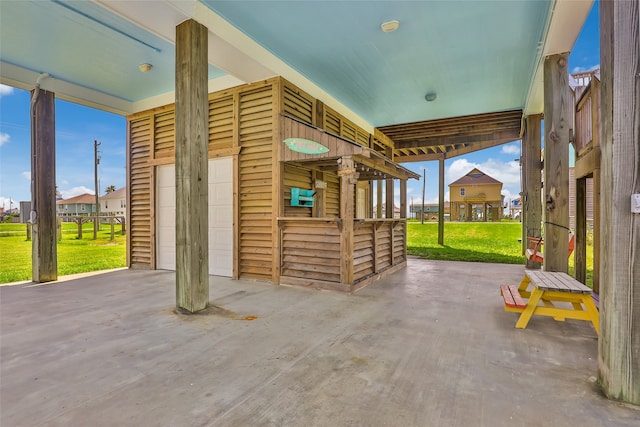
[278, 218, 406, 288]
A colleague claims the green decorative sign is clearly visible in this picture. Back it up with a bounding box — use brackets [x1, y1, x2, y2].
[284, 138, 329, 155]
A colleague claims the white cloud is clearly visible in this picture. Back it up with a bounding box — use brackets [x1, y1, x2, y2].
[0, 84, 14, 97]
[0, 197, 16, 210]
[60, 186, 94, 199]
[501, 144, 520, 155]
[0, 132, 9, 147]
[571, 64, 600, 74]
[447, 157, 521, 193]
[21, 171, 30, 180]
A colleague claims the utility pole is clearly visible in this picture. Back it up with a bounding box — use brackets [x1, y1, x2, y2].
[93, 140, 101, 239]
[421, 168, 426, 224]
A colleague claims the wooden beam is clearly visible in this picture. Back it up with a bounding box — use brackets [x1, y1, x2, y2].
[394, 129, 520, 149]
[523, 114, 542, 268]
[31, 89, 57, 283]
[597, 0, 640, 406]
[385, 148, 394, 218]
[339, 156, 357, 285]
[376, 180, 383, 218]
[400, 180, 407, 219]
[394, 138, 515, 163]
[575, 177, 587, 283]
[438, 157, 445, 245]
[175, 19, 209, 313]
[543, 53, 571, 273]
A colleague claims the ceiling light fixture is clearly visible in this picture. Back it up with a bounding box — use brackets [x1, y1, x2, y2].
[425, 92, 437, 102]
[381, 20, 400, 33]
[139, 63, 153, 73]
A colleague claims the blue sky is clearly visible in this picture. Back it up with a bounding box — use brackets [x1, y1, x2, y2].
[0, 2, 600, 212]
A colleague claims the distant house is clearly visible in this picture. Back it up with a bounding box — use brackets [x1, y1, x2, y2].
[449, 168, 503, 222]
[410, 202, 450, 220]
[100, 187, 126, 218]
[57, 193, 96, 217]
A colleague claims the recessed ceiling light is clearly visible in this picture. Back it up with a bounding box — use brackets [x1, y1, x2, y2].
[381, 20, 400, 33]
[425, 92, 437, 102]
[139, 63, 153, 73]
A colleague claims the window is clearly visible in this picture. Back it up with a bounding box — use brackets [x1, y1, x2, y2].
[81, 204, 85, 212]
[460, 187, 466, 196]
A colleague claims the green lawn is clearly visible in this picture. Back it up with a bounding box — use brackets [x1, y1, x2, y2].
[0, 222, 126, 284]
[407, 220, 594, 287]
[407, 221, 524, 264]
[1, 220, 594, 287]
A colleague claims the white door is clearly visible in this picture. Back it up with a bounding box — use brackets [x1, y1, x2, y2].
[156, 157, 233, 277]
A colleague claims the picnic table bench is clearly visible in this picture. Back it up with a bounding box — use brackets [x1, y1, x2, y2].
[500, 270, 599, 334]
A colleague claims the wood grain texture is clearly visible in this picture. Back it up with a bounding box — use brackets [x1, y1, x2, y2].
[175, 19, 209, 312]
[597, 0, 640, 405]
[543, 53, 571, 273]
[523, 114, 542, 268]
[31, 89, 57, 282]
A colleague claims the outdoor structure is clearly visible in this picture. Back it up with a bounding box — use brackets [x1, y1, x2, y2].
[128, 77, 419, 292]
[100, 187, 126, 218]
[1, 0, 638, 406]
[449, 168, 502, 222]
[56, 193, 96, 218]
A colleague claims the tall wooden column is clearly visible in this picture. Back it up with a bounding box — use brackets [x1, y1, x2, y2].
[31, 89, 57, 283]
[175, 19, 209, 313]
[598, 0, 639, 406]
[385, 147, 394, 218]
[543, 53, 571, 273]
[339, 156, 358, 286]
[438, 156, 445, 245]
[400, 180, 407, 219]
[523, 114, 542, 268]
[575, 177, 587, 283]
[376, 180, 383, 218]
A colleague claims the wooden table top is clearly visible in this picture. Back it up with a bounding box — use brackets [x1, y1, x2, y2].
[525, 270, 593, 294]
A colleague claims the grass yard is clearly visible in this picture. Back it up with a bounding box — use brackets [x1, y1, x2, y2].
[0, 222, 126, 284]
[407, 220, 594, 288]
[407, 221, 524, 264]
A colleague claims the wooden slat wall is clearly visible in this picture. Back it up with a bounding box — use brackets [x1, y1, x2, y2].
[280, 220, 341, 283]
[321, 105, 370, 147]
[154, 110, 175, 159]
[238, 85, 275, 281]
[282, 81, 314, 124]
[283, 164, 313, 218]
[393, 221, 406, 264]
[376, 222, 392, 271]
[354, 223, 375, 281]
[325, 173, 340, 218]
[128, 117, 153, 267]
[209, 94, 234, 151]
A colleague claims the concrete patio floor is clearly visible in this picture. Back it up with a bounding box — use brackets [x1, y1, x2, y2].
[1, 259, 638, 426]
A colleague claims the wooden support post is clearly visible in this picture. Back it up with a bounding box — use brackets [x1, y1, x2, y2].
[26, 223, 32, 241]
[376, 180, 383, 218]
[438, 156, 445, 245]
[110, 217, 115, 241]
[592, 169, 600, 293]
[597, 0, 640, 405]
[523, 115, 543, 268]
[400, 180, 407, 219]
[543, 53, 571, 273]
[385, 147, 394, 218]
[575, 177, 587, 283]
[31, 89, 57, 283]
[175, 19, 209, 313]
[339, 156, 358, 286]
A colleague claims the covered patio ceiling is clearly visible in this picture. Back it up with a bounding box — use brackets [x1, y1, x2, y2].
[0, 0, 592, 161]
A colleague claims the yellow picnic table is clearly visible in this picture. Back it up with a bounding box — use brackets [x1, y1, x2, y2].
[500, 270, 599, 334]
